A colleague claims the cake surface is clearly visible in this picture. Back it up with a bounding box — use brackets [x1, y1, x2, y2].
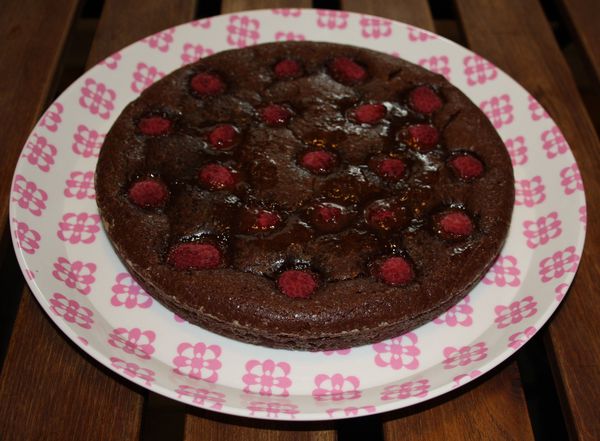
[95, 41, 514, 351]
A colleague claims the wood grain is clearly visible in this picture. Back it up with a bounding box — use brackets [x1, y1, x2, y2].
[454, 1, 600, 439]
[342, 0, 434, 30]
[221, 0, 310, 13]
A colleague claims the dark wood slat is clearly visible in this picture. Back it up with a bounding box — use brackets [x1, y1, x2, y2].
[454, 1, 600, 439]
[221, 0, 309, 12]
[342, 0, 434, 29]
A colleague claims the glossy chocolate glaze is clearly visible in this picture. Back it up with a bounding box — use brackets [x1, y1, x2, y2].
[95, 41, 514, 350]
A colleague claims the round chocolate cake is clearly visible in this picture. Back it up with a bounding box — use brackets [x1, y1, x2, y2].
[95, 41, 514, 351]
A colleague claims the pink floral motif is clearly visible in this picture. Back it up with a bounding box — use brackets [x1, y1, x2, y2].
[528, 95, 548, 121]
[541, 126, 568, 159]
[108, 327, 155, 360]
[463, 55, 497, 86]
[326, 406, 375, 418]
[65, 171, 95, 199]
[407, 25, 436, 41]
[272, 8, 301, 17]
[323, 349, 352, 356]
[143, 28, 175, 52]
[22, 134, 57, 172]
[555, 283, 569, 302]
[360, 15, 392, 39]
[49, 293, 94, 329]
[373, 332, 420, 370]
[72, 124, 105, 158]
[174, 313, 186, 323]
[173, 342, 222, 382]
[242, 359, 292, 396]
[181, 43, 214, 66]
[560, 163, 583, 195]
[110, 357, 155, 386]
[505, 136, 528, 166]
[25, 269, 36, 280]
[480, 94, 513, 129]
[12, 219, 41, 255]
[483, 255, 521, 287]
[79, 337, 88, 346]
[316, 10, 348, 30]
[539, 246, 580, 282]
[515, 176, 545, 207]
[494, 296, 538, 329]
[100, 52, 122, 70]
[131, 62, 164, 93]
[434, 296, 473, 327]
[111, 273, 153, 309]
[52, 257, 96, 295]
[443, 343, 488, 369]
[191, 18, 211, 28]
[11, 175, 48, 216]
[508, 326, 536, 350]
[40, 102, 63, 132]
[274, 31, 305, 41]
[247, 401, 299, 418]
[227, 15, 260, 48]
[523, 212, 562, 249]
[79, 78, 116, 120]
[176, 385, 226, 409]
[453, 370, 481, 388]
[380, 380, 430, 400]
[579, 205, 587, 226]
[312, 373, 361, 401]
[57, 212, 100, 244]
[419, 56, 450, 80]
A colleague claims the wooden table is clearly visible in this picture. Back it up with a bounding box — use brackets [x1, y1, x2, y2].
[1, 1, 599, 439]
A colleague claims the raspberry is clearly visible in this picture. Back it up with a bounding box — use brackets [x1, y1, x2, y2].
[368, 208, 396, 229]
[198, 164, 236, 190]
[167, 242, 221, 270]
[436, 210, 474, 238]
[260, 104, 292, 126]
[208, 124, 238, 149]
[329, 57, 367, 85]
[274, 59, 303, 79]
[300, 150, 336, 174]
[450, 154, 484, 180]
[378, 256, 414, 286]
[351, 103, 386, 124]
[191, 72, 225, 96]
[253, 210, 281, 230]
[315, 205, 342, 224]
[128, 178, 169, 208]
[137, 115, 172, 136]
[403, 124, 439, 151]
[277, 270, 318, 298]
[408, 85, 443, 114]
[377, 158, 406, 180]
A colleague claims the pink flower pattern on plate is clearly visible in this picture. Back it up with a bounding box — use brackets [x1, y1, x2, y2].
[505, 136, 528, 166]
[483, 255, 521, 287]
[494, 296, 538, 329]
[79, 78, 116, 120]
[100, 52, 122, 70]
[464, 54, 497, 85]
[380, 380, 430, 400]
[191, 18, 211, 28]
[49, 293, 94, 329]
[407, 25, 436, 41]
[12, 219, 41, 255]
[131, 62, 164, 93]
[272, 8, 301, 17]
[508, 326, 536, 350]
[559, 163, 583, 195]
[323, 349, 352, 356]
[579, 205, 586, 226]
[247, 401, 299, 418]
[326, 406, 375, 418]
[227, 15, 260, 48]
[181, 43, 214, 65]
[176, 385, 226, 409]
[373, 332, 420, 370]
[523, 212, 562, 249]
[312, 373, 361, 401]
[110, 357, 155, 386]
[359, 15, 392, 39]
[40, 102, 63, 132]
[111, 273, 153, 309]
[22, 134, 57, 173]
[274, 31, 305, 41]
[528, 95, 549, 121]
[52, 257, 96, 295]
[64, 171, 96, 199]
[57, 212, 101, 244]
[72, 124, 105, 158]
[434, 296, 473, 327]
[480, 94, 513, 129]
[419, 55, 450, 80]
[11, 175, 48, 216]
[173, 342, 222, 382]
[541, 126, 568, 159]
[108, 327, 156, 360]
[453, 370, 481, 388]
[316, 10, 348, 29]
[242, 359, 292, 397]
[143, 28, 175, 52]
[539, 246, 580, 283]
[515, 176, 545, 207]
[443, 343, 488, 369]
[555, 283, 569, 302]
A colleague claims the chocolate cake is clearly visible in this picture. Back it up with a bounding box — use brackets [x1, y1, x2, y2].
[95, 41, 514, 351]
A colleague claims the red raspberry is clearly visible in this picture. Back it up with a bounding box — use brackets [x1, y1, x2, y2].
[315, 205, 342, 224]
[377, 158, 406, 180]
[274, 59, 303, 79]
[450, 154, 484, 180]
[128, 178, 169, 208]
[301, 150, 336, 174]
[403, 124, 439, 151]
[408, 86, 443, 114]
[378, 256, 414, 286]
[137, 115, 172, 136]
[351, 103, 386, 124]
[436, 210, 474, 238]
[277, 270, 318, 298]
[260, 104, 292, 126]
[191, 72, 225, 96]
[329, 57, 367, 85]
[198, 164, 236, 190]
[208, 124, 238, 149]
[253, 210, 281, 230]
[167, 242, 221, 270]
[368, 208, 396, 229]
